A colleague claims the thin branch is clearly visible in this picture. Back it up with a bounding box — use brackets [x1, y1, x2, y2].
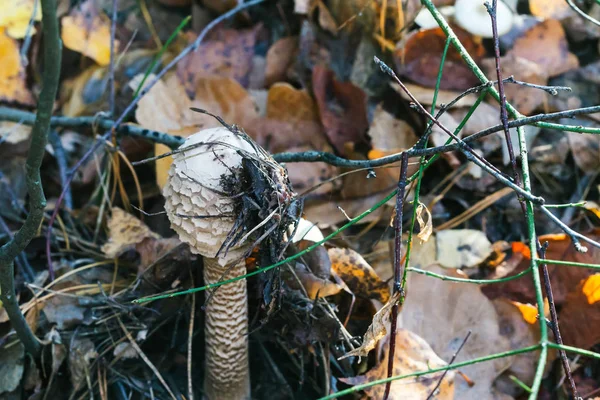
[540, 206, 600, 252]
[538, 242, 579, 398]
[566, 0, 600, 26]
[426, 331, 472, 400]
[0, 0, 61, 357]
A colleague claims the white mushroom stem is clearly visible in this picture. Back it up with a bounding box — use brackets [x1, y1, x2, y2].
[203, 258, 249, 400]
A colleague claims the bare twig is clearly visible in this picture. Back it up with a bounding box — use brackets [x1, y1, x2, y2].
[383, 152, 409, 400]
[538, 242, 579, 399]
[0, 0, 61, 357]
[540, 206, 600, 252]
[426, 331, 472, 400]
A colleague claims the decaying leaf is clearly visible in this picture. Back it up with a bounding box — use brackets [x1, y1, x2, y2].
[436, 229, 493, 269]
[400, 266, 512, 399]
[265, 36, 299, 86]
[102, 207, 160, 258]
[0, 343, 24, 395]
[340, 328, 455, 400]
[559, 274, 600, 350]
[416, 203, 433, 243]
[0, 0, 41, 38]
[328, 247, 391, 303]
[68, 338, 98, 388]
[312, 65, 369, 155]
[0, 29, 33, 104]
[339, 291, 400, 359]
[508, 19, 579, 77]
[61, 1, 118, 66]
[394, 26, 485, 90]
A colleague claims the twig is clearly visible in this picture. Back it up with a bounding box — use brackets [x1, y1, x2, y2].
[109, 0, 118, 117]
[0, 0, 61, 357]
[48, 130, 73, 210]
[505, 76, 571, 96]
[540, 206, 600, 252]
[20, 0, 38, 66]
[426, 331, 472, 400]
[44, 0, 266, 276]
[566, 0, 600, 26]
[383, 152, 409, 400]
[538, 242, 579, 399]
[485, 0, 525, 213]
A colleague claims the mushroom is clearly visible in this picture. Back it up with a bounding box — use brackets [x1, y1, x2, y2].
[163, 127, 262, 400]
[454, 0, 514, 38]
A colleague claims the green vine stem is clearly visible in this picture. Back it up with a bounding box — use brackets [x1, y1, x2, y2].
[0, 0, 61, 356]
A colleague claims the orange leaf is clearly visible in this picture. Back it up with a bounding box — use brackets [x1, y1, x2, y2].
[582, 274, 600, 305]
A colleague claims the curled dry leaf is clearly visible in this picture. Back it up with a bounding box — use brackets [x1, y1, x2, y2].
[328, 247, 391, 303]
[399, 266, 512, 399]
[508, 19, 579, 77]
[559, 274, 600, 350]
[177, 25, 261, 92]
[394, 26, 485, 90]
[339, 291, 400, 359]
[265, 36, 298, 87]
[0, 29, 33, 104]
[0, 0, 41, 38]
[101, 207, 160, 258]
[312, 65, 369, 155]
[482, 231, 600, 305]
[61, 0, 118, 66]
[435, 229, 493, 269]
[416, 203, 433, 243]
[340, 328, 455, 400]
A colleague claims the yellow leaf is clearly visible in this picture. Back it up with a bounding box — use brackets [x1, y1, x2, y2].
[0, 0, 41, 39]
[0, 29, 33, 104]
[61, 3, 118, 66]
[582, 274, 600, 305]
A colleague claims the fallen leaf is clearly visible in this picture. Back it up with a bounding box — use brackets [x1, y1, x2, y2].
[559, 273, 600, 349]
[340, 328, 455, 400]
[0, 29, 33, 104]
[511, 301, 539, 325]
[265, 36, 299, 86]
[367, 103, 418, 154]
[339, 291, 400, 359]
[435, 229, 493, 269]
[312, 65, 369, 155]
[0, 0, 41, 38]
[177, 25, 261, 92]
[68, 338, 97, 388]
[567, 127, 600, 172]
[61, 0, 118, 66]
[399, 266, 512, 399]
[508, 19, 579, 77]
[328, 247, 391, 303]
[394, 26, 485, 90]
[482, 231, 600, 305]
[492, 299, 547, 398]
[291, 262, 342, 299]
[416, 203, 433, 243]
[0, 343, 24, 395]
[529, 0, 572, 20]
[101, 207, 160, 258]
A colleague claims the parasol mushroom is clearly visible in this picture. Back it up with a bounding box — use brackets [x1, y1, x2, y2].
[163, 125, 298, 400]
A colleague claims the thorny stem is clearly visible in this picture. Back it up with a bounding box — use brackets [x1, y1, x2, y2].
[383, 153, 409, 400]
[0, 0, 61, 357]
[538, 242, 579, 398]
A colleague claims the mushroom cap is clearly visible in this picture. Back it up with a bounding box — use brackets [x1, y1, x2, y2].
[163, 127, 258, 264]
[454, 0, 513, 38]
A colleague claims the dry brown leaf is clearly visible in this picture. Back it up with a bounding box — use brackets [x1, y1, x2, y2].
[492, 299, 546, 398]
[435, 229, 493, 269]
[559, 274, 600, 349]
[508, 19, 579, 77]
[292, 262, 342, 299]
[340, 291, 400, 359]
[101, 207, 159, 258]
[0, 0, 41, 38]
[482, 231, 600, 305]
[312, 65, 369, 155]
[394, 26, 485, 90]
[567, 130, 600, 171]
[399, 266, 512, 399]
[177, 25, 261, 91]
[265, 36, 298, 86]
[328, 247, 391, 303]
[340, 328, 454, 400]
[61, 1, 118, 66]
[416, 203, 433, 243]
[481, 55, 549, 115]
[0, 29, 33, 104]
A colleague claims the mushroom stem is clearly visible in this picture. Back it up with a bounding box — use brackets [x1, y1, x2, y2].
[202, 257, 250, 400]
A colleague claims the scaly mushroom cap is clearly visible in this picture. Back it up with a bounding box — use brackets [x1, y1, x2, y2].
[163, 127, 257, 265]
